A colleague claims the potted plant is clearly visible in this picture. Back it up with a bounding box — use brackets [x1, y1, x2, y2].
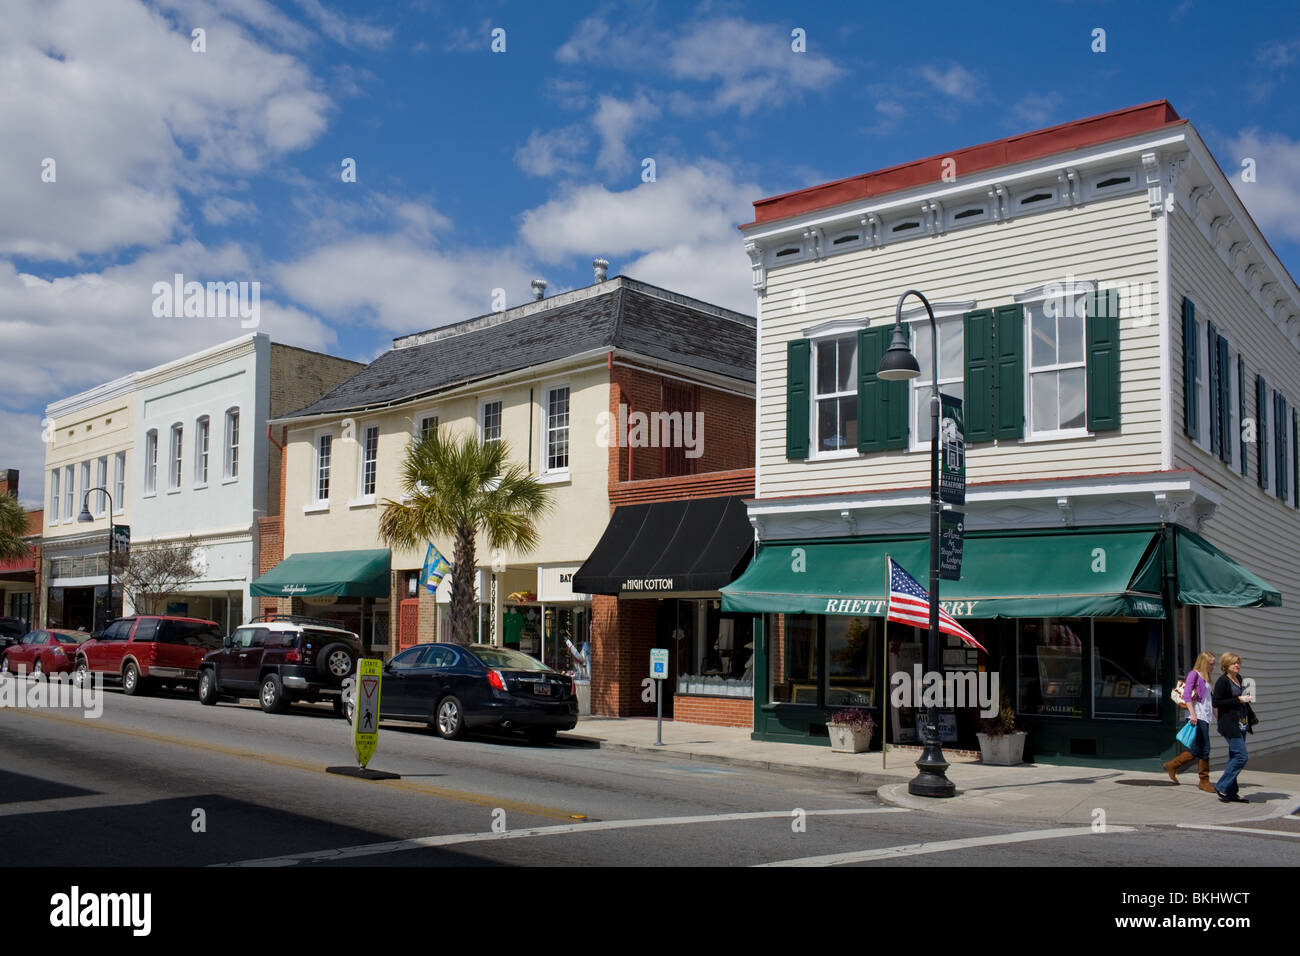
[976, 700, 1027, 765]
[826, 708, 876, 753]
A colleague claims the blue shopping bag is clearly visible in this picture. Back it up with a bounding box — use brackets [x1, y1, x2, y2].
[1175, 720, 1197, 748]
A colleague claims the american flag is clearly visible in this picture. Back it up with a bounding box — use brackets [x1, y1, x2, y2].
[886, 557, 986, 652]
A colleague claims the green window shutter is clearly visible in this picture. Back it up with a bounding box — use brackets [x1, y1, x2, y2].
[856, 328, 886, 452]
[1277, 393, 1288, 501]
[1257, 374, 1268, 489]
[1293, 409, 1298, 507]
[1183, 299, 1198, 438]
[993, 304, 1025, 440]
[785, 339, 811, 459]
[963, 309, 994, 442]
[1206, 321, 1220, 455]
[1217, 336, 1231, 463]
[1085, 288, 1121, 432]
[1238, 355, 1247, 476]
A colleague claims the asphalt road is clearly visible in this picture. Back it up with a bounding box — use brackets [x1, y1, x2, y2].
[0, 676, 1296, 870]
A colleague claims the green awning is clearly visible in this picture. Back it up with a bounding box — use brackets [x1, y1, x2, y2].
[721, 529, 1167, 619]
[1174, 527, 1281, 608]
[251, 549, 391, 598]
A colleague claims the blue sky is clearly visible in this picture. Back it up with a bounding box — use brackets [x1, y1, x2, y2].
[4, 0, 1300, 504]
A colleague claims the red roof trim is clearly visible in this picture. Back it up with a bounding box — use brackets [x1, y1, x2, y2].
[744, 100, 1184, 228]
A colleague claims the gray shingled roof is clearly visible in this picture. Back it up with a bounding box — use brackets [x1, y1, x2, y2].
[284, 277, 755, 419]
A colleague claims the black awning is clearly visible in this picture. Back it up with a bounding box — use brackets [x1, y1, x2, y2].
[573, 495, 755, 596]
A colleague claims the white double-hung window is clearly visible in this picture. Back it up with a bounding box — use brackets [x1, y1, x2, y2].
[813, 333, 858, 455]
[94, 456, 107, 515]
[907, 309, 968, 451]
[544, 385, 570, 475]
[143, 431, 157, 496]
[113, 451, 125, 511]
[481, 400, 502, 446]
[168, 423, 183, 490]
[195, 415, 210, 485]
[1017, 282, 1091, 438]
[224, 408, 240, 480]
[50, 470, 60, 523]
[313, 430, 333, 505]
[63, 465, 73, 521]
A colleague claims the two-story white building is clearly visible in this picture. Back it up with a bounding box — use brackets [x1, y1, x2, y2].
[725, 100, 1296, 765]
[41, 334, 362, 633]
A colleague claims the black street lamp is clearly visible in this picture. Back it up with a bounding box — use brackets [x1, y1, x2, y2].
[77, 488, 115, 633]
[877, 290, 956, 798]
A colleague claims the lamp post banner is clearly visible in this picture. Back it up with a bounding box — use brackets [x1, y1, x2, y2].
[939, 393, 965, 506]
[112, 525, 130, 556]
[940, 511, 964, 582]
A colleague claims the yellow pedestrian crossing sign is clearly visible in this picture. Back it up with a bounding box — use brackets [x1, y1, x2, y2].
[352, 658, 382, 768]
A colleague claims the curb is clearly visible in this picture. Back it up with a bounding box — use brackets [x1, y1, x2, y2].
[563, 734, 887, 786]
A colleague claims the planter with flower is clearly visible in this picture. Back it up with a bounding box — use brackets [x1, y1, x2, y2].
[826, 708, 876, 753]
[976, 700, 1026, 765]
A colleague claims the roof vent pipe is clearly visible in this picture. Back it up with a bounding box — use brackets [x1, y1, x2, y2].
[531, 278, 547, 301]
[593, 257, 609, 283]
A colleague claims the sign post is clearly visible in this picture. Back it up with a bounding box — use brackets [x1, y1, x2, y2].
[353, 658, 382, 769]
[650, 648, 668, 747]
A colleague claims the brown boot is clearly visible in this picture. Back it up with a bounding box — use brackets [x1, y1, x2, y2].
[1197, 759, 1216, 793]
[1163, 751, 1194, 781]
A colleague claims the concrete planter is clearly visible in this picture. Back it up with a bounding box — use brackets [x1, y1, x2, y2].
[826, 723, 872, 753]
[976, 731, 1027, 765]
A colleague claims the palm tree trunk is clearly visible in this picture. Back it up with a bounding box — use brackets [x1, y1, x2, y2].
[450, 523, 478, 645]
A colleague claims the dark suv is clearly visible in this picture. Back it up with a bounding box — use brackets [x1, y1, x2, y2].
[197, 614, 360, 715]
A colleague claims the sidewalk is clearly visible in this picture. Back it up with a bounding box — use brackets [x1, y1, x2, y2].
[567, 716, 1300, 827]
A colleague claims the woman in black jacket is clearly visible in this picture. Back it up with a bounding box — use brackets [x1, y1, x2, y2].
[1212, 653, 1256, 803]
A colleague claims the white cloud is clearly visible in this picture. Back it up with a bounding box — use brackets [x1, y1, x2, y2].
[919, 63, 980, 103]
[274, 235, 538, 332]
[1226, 130, 1300, 242]
[593, 94, 661, 172]
[292, 0, 393, 50]
[1012, 92, 1063, 128]
[0, 408, 50, 508]
[515, 126, 589, 177]
[556, 14, 844, 116]
[0, 0, 333, 261]
[202, 196, 256, 225]
[517, 159, 759, 312]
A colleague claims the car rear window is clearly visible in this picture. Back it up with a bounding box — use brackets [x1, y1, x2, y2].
[156, 621, 224, 648]
[471, 646, 549, 671]
[303, 628, 355, 646]
[51, 632, 86, 644]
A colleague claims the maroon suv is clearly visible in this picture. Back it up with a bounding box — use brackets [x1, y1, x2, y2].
[74, 615, 224, 695]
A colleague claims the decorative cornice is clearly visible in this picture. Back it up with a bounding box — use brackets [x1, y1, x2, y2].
[1142, 151, 1163, 214]
[744, 239, 766, 294]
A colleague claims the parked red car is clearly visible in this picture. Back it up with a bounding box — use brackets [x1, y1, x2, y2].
[74, 615, 224, 695]
[0, 629, 88, 678]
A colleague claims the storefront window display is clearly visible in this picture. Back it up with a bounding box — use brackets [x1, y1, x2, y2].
[1019, 618, 1085, 718]
[666, 598, 753, 697]
[1093, 619, 1163, 721]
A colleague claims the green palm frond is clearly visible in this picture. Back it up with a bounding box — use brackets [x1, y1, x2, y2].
[0, 494, 30, 562]
[378, 426, 554, 557]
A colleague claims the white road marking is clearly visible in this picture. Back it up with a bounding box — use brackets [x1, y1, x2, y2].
[220, 807, 911, 866]
[754, 825, 1135, 867]
[1176, 823, 1300, 839]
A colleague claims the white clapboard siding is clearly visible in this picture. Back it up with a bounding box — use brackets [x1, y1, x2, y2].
[758, 192, 1161, 497]
[1168, 208, 1300, 757]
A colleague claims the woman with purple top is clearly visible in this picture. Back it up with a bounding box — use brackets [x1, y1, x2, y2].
[1212, 653, 1257, 803]
[1163, 652, 1217, 791]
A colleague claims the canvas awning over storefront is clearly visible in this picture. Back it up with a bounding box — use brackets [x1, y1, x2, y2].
[251, 549, 391, 598]
[573, 496, 754, 596]
[720, 525, 1280, 619]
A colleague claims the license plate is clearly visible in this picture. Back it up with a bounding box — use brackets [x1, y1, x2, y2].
[535, 682, 551, 696]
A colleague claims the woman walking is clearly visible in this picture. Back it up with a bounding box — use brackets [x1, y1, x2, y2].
[1163, 652, 1216, 791]
[1212, 653, 1256, 803]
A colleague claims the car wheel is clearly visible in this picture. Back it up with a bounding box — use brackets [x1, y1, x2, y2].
[259, 673, 287, 713]
[318, 644, 356, 681]
[435, 695, 466, 740]
[74, 660, 90, 689]
[32, 658, 44, 681]
[526, 727, 558, 745]
[198, 669, 218, 706]
[122, 661, 146, 696]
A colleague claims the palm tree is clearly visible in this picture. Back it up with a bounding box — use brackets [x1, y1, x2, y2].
[0, 493, 30, 562]
[378, 428, 554, 645]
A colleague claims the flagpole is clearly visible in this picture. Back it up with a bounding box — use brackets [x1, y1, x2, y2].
[882, 555, 889, 771]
